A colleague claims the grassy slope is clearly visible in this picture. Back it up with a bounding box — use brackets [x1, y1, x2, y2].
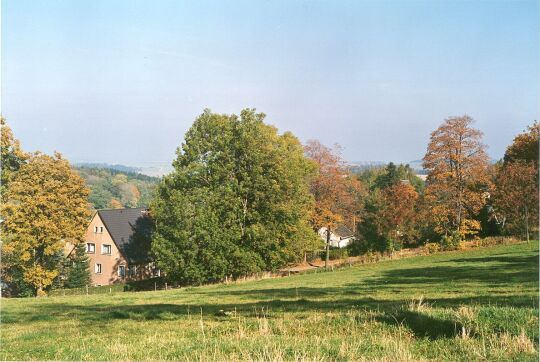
[1, 242, 538, 361]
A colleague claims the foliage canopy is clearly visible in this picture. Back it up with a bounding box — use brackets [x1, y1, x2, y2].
[151, 109, 318, 283]
[1, 153, 91, 295]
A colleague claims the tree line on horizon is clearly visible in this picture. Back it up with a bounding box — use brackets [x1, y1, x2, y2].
[0, 112, 537, 296]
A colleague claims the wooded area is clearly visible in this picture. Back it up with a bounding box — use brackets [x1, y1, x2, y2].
[0, 113, 538, 296]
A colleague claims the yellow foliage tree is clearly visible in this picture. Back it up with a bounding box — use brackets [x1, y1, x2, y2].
[1, 117, 28, 200]
[1, 152, 91, 296]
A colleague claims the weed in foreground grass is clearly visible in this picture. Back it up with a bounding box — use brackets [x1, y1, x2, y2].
[1, 241, 538, 361]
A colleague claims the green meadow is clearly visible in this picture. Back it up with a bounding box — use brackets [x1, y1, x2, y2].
[1, 242, 538, 361]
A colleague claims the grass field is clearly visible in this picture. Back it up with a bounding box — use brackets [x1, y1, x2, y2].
[1, 242, 538, 361]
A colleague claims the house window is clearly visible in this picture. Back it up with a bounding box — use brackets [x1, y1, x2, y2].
[100, 226, 104, 233]
[95, 263, 102, 274]
[102, 244, 112, 255]
[129, 265, 137, 277]
[94, 226, 98, 233]
[86, 243, 95, 253]
[118, 265, 126, 277]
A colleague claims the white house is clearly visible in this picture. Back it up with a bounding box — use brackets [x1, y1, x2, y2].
[318, 225, 355, 248]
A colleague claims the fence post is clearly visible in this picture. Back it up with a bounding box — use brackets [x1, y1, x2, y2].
[109, 287, 112, 294]
[154, 281, 157, 291]
[86, 285, 89, 296]
[165, 282, 168, 290]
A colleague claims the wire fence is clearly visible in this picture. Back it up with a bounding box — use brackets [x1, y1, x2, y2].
[48, 237, 524, 298]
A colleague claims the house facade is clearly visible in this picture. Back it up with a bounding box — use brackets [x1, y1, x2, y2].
[84, 207, 156, 286]
[318, 225, 355, 248]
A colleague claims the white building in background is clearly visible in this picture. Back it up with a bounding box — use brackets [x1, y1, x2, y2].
[318, 225, 355, 248]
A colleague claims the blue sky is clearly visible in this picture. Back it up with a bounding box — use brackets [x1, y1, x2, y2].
[2, 0, 539, 166]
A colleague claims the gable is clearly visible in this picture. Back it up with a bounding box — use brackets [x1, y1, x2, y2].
[96, 208, 152, 263]
[86, 212, 123, 255]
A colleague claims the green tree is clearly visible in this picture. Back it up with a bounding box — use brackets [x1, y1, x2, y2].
[64, 243, 91, 288]
[1, 153, 91, 296]
[151, 109, 317, 284]
[356, 189, 386, 251]
[374, 162, 399, 189]
[374, 163, 424, 192]
[88, 182, 115, 209]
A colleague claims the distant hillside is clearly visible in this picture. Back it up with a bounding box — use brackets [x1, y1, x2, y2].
[75, 166, 160, 210]
[74, 162, 141, 174]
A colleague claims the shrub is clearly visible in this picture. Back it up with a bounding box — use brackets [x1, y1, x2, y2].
[440, 231, 462, 250]
[423, 243, 441, 254]
[385, 238, 403, 252]
[124, 277, 166, 292]
[346, 239, 366, 256]
[476, 236, 520, 247]
[320, 248, 349, 260]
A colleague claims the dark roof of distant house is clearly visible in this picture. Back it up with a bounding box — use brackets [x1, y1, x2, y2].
[334, 224, 354, 239]
[97, 207, 152, 263]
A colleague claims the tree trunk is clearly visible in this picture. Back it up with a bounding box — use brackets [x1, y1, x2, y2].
[325, 227, 331, 269]
[524, 206, 530, 243]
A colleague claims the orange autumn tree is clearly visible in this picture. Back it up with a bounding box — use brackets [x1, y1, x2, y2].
[376, 183, 419, 251]
[493, 161, 538, 242]
[503, 121, 539, 166]
[423, 115, 490, 240]
[493, 122, 539, 241]
[304, 140, 363, 268]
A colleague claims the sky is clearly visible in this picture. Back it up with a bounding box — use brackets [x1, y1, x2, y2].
[2, 0, 539, 166]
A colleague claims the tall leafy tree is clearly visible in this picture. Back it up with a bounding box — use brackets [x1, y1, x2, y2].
[304, 140, 364, 267]
[0, 118, 30, 295]
[503, 121, 539, 166]
[0, 117, 28, 200]
[423, 115, 490, 238]
[151, 109, 317, 284]
[493, 161, 537, 242]
[1, 153, 91, 296]
[492, 122, 539, 241]
[376, 183, 419, 250]
[357, 183, 420, 252]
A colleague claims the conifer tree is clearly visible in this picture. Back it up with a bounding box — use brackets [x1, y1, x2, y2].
[64, 243, 91, 288]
